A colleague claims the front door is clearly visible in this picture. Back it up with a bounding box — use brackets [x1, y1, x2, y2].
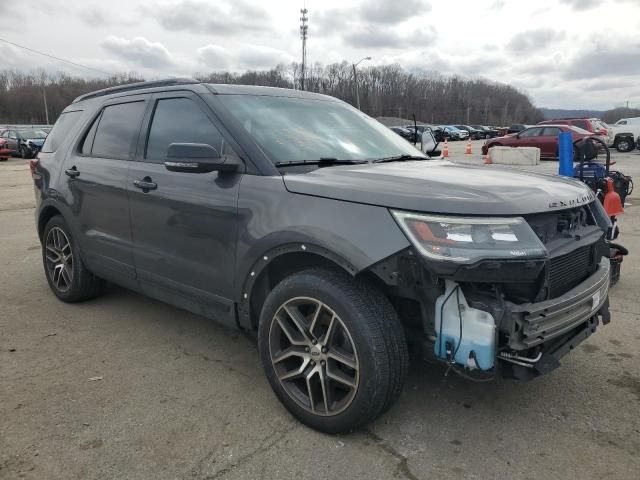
[60, 96, 148, 285]
[127, 92, 244, 327]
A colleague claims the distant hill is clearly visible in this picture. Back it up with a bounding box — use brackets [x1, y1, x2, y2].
[540, 108, 604, 120]
[540, 107, 640, 124]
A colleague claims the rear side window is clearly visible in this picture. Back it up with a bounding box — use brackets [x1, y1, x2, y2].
[145, 98, 226, 163]
[542, 127, 560, 136]
[90, 102, 146, 160]
[572, 120, 589, 130]
[41, 111, 83, 153]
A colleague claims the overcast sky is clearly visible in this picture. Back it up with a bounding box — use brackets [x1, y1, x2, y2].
[2, 0, 639, 109]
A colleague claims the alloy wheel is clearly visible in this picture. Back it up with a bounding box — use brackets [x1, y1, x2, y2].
[268, 297, 359, 416]
[45, 226, 74, 292]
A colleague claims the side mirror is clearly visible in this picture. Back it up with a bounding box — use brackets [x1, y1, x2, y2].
[164, 143, 239, 173]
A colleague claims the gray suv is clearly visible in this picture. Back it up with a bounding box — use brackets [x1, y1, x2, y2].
[32, 79, 612, 433]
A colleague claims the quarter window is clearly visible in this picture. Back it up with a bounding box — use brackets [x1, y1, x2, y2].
[41, 110, 83, 153]
[90, 101, 146, 160]
[145, 98, 227, 163]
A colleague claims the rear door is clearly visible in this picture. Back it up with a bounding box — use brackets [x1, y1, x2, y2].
[60, 96, 148, 285]
[127, 91, 244, 327]
[539, 127, 561, 157]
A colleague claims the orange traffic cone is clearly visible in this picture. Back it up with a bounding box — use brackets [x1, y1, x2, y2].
[443, 138, 449, 158]
[465, 139, 472, 155]
[603, 178, 624, 216]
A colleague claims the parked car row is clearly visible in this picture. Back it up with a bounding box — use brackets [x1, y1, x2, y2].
[0, 127, 49, 159]
[389, 124, 503, 144]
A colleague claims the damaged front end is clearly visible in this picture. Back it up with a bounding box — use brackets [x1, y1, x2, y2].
[368, 202, 612, 381]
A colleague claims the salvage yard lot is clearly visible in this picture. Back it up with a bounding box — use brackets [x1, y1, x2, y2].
[1, 145, 639, 480]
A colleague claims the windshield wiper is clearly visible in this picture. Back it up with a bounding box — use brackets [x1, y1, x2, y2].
[373, 154, 427, 163]
[275, 158, 368, 168]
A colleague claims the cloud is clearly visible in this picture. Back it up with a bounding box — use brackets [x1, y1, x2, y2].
[197, 44, 294, 71]
[144, 0, 271, 35]
[564, 48, 640, 80]
[560, 0, 599, 10]
[343, 26, 437, 49]
[197, 45, 231, 70]
[77, 6, 137, 27]
[101, 36, 175, 69]
[506, 29, 565, 53]
[360, 0, 431, 25]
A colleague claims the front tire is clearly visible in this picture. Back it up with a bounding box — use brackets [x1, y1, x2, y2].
[20, 146, 31, 159]
[616, 137, 633, 152]
[42, 215, 105, 302]
[258, 268, 408, 434]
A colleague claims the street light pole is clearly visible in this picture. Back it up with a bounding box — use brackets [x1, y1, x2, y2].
[352, 56, 371, 111]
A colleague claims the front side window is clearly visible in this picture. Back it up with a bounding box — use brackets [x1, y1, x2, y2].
[41, 110, 83, 153]
[145, 98, 227, 162]
[217, 94, 425, 163]
[519, 128, 542, 137]
[90, 101, 146, 160]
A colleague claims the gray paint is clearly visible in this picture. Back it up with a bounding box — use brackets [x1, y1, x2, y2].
[283, 160, 595, 215]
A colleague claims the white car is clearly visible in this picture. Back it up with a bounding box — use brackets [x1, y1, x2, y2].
[610, 117, 640, 152]
[589, 118, 615, 146]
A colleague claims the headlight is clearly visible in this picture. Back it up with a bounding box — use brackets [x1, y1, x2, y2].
[391, 210, 546, 263]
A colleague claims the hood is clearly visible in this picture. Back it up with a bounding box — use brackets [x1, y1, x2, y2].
[26, 138, 45, 146]
[283, 160, 595, 215]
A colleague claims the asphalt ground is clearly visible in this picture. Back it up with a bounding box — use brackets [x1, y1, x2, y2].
[1, 143, 639, 480]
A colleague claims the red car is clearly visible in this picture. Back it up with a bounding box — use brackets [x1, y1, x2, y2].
[0, 138, 10, 161]
[481, 124, 594, 159]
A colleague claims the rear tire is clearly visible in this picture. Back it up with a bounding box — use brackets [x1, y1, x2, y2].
[258, 268, 408, 434]
[42, 215, 105, 302]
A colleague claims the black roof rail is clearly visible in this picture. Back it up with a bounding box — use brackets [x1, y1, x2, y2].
[72, 78, 200, 103]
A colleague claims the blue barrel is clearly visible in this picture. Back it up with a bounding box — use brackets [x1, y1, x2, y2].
[558, 132, 573, 176]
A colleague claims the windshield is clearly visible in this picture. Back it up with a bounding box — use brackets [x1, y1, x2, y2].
[217, 94, 425, 163]
[19, 129, 47, 139]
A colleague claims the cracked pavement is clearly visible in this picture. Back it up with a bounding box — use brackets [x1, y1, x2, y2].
[1, 144, 639, 480]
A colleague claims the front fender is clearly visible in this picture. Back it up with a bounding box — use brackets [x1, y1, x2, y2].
[234, 174, 411, 301]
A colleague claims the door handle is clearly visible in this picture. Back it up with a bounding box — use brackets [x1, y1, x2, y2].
[133, 177, 157, 192]
[65, 166, 80, 178]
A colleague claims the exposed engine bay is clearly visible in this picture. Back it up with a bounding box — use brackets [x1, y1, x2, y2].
[369, 201, 612, 381]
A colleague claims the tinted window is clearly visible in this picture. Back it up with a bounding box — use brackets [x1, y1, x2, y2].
[81, 112, 102, 156]
[573, 120, 589, 130]
[41, 110, 83, 153]
[91, 102, 146, 160]
[519, 127, 542, 137]
[617, 120, 627, 125]
[145, 98, 226, 162]
[542, 127, 560, 136]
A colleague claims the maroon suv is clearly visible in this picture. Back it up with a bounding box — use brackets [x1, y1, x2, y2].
[481, 125, 594, 159]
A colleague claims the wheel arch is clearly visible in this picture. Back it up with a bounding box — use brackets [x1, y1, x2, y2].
[238, 243, 359, 331]
[37, 204, 63, 241]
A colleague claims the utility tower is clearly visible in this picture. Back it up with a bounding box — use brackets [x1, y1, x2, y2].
[299, 7, 308, 90]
